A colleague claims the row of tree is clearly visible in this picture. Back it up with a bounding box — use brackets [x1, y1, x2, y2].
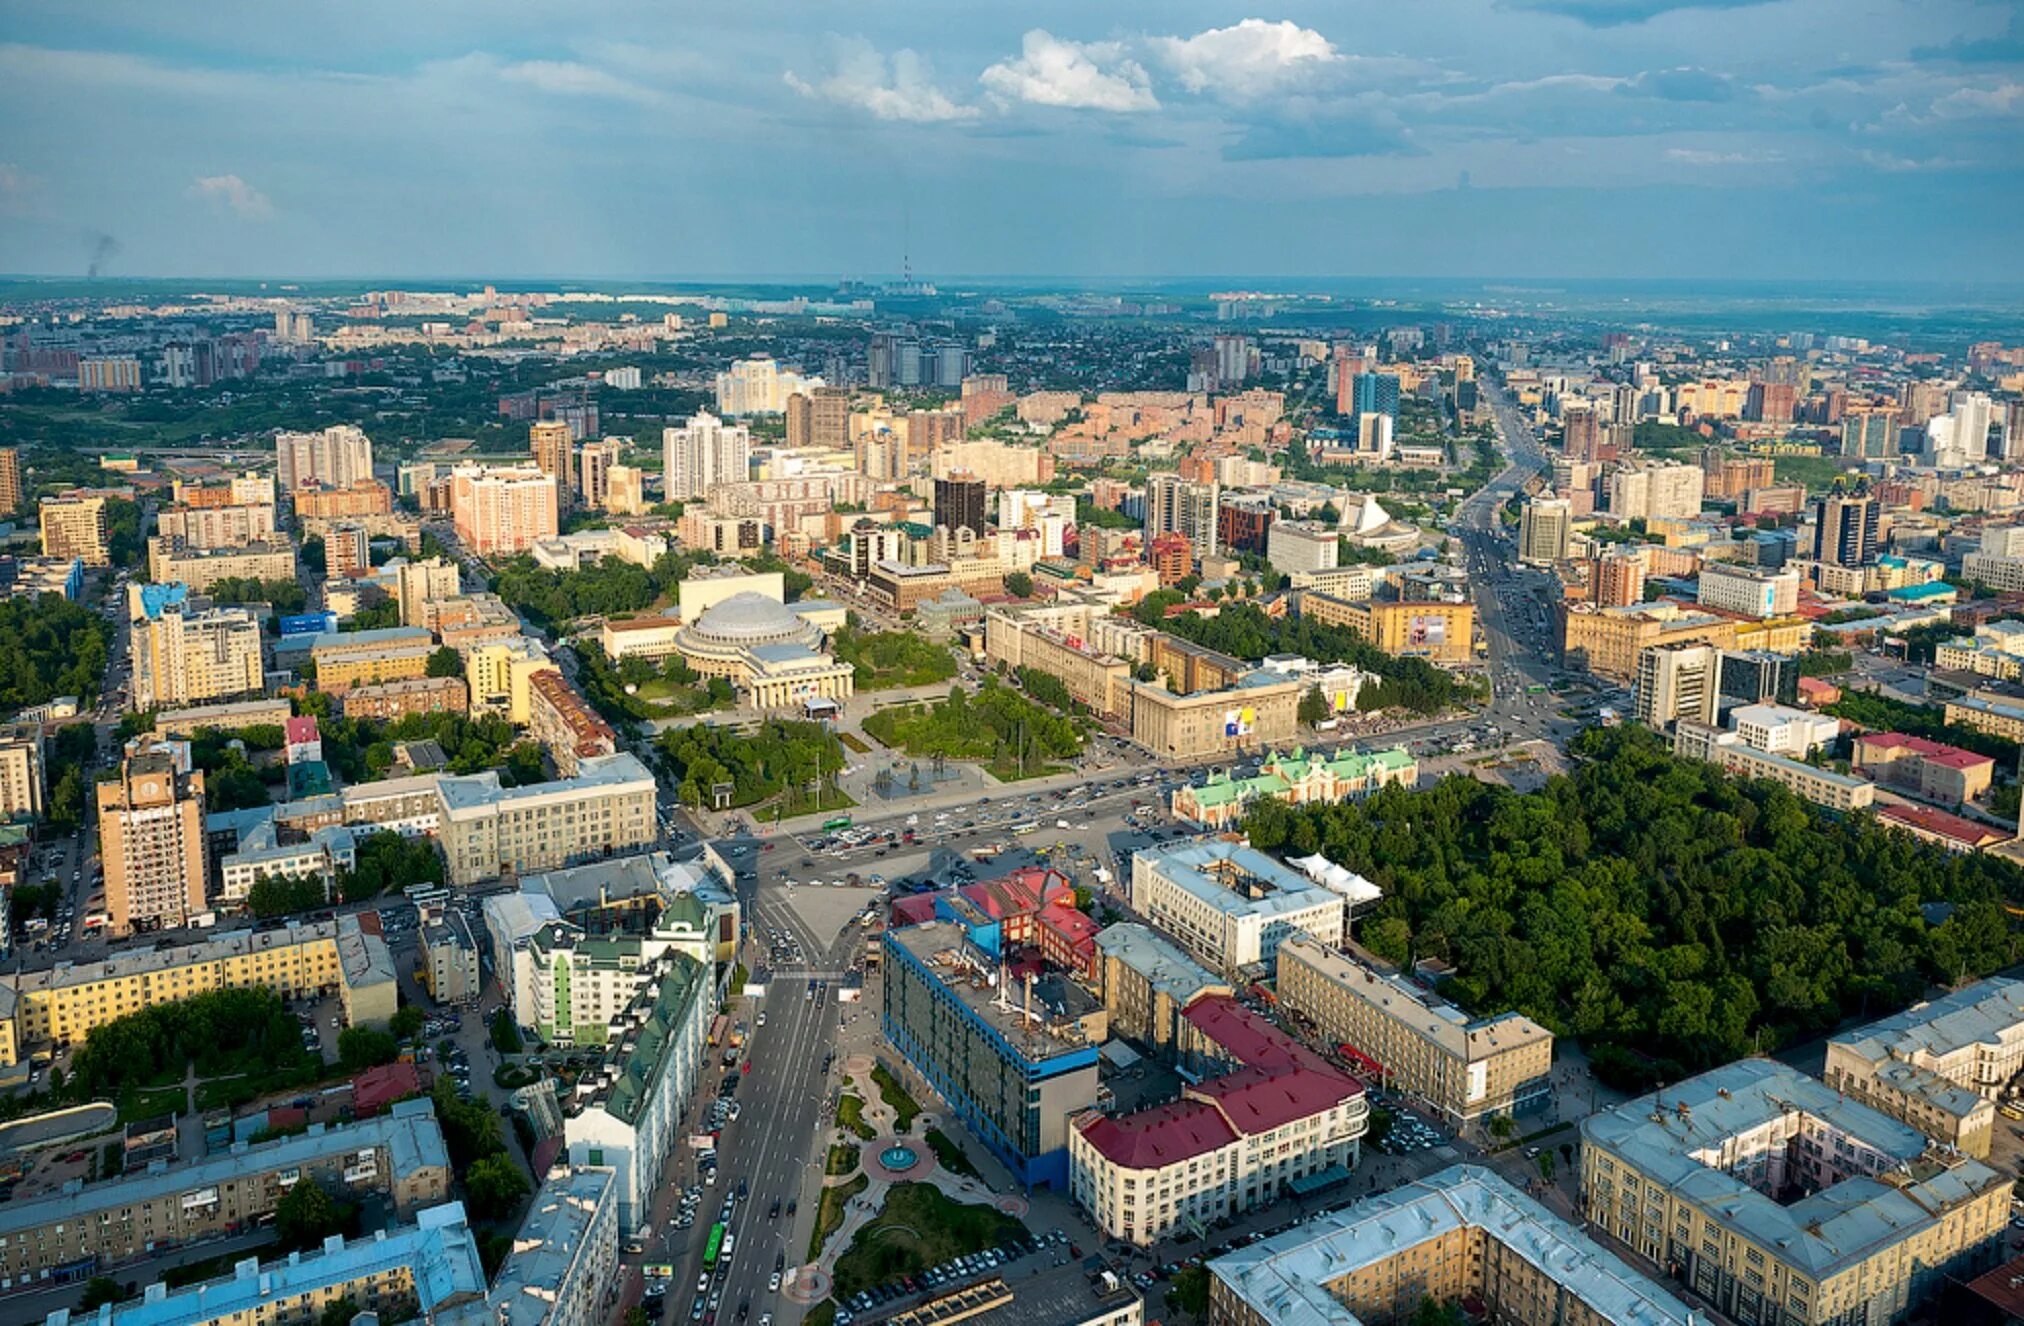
[657, 718, 845, 810]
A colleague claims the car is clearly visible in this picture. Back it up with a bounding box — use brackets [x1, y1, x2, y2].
[698, 1276, 711, 1295]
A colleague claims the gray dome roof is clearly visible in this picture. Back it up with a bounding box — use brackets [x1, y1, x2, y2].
[690, 591, 803, 642]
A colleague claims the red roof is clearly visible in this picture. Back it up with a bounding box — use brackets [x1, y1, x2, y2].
[1182, 995, 1336, 1077]
[1855, 732, 1993, 769]
[352, 1061, 422, 1116]
[1876, 802, 2007, 847]
[1079, 1099, 1238, 1169]
[1039, 905, 1100, 948]
[1190, 1065, 1360, 1136]
[284, 716, 320, 745]
[889, 895, 939, 927]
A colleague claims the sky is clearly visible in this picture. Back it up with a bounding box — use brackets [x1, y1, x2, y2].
[0, 0, 2019, 283]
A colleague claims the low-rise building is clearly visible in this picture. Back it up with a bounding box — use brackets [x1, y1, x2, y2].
[1208, 1165, 1695, 1326]
[0, 1098, 451, 1287]
[1875, 802, 2011, 853]
[423, 910, 482, 1005]
[1944, 695, 2024, 742]
[436, 752, 657, 887]
[528, 670, 618, 776]
[69, 1200, 487, 1326]
[1562, 600, 1739, 681]
[1581, 1058, 2011, 1326]
[340, 674, 469, 722]
[563, 954, 712, 1229]
[1275, 934, 1553, 1124]
[1698, 562, 1801, 618]
[1824, 978, 2024, 1159]
[1172, 746, 1415, 830]
[156, 698, 294, 739]
[1298, 595, 1475, 664]
[1129, 840, 1343, 978]
[1674, 720, 1876, 811]
[146, 538, 295, 593]
[310, 626, 435, 693]
[212, 811, 355, 908]
[1127, 675, 1303, 762]
[1728, 702, 1842, 757]
[1852, 731, 1997, 806]
[1071, 995, 1366, 1246]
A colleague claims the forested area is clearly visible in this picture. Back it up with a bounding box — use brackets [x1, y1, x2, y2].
[0, 594, 111, 711]
[863, 679, 1083, 779]
[657, 718, 845, 810]
[1247, 726, 2024, 1088]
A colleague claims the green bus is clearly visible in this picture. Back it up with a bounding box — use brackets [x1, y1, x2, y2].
[822, 816, 853, 832]
[703, 1222, 727, 1268]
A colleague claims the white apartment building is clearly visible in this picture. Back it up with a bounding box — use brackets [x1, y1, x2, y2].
[1129, 841, 1344, 977]
[1608, 462, 1705, 521]
[1698, 562, 1800, 618]
[1729, 702, 1841, 756]
[156, 503, 278, 550]
[436, 752, 657, 886]
[0, 726, 45, 821]
[563, 954, 713, 1229]
[1634, 641, 1721, 731]
[1266, 521, 1339, 575]
[713, 356, 819, 416]
[276, 425, 375, 492]
[663, 412, 753, 501]
[450, 465, 558, 556]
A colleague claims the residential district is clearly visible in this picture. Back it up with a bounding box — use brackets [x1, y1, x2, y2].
[1, 283, 2023, 1326]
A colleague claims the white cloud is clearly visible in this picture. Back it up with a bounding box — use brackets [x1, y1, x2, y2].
[1151, 19, 1341, 99]
[980, 30, 1158, 112]
[1664, 146, 1782, 164]
[188, 173, 274, 220]
[785, 38, 977, 122]
[1926, 81, 2024, 119]
[498, 59, 659, 106]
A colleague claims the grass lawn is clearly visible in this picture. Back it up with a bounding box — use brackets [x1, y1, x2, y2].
[872, 1065, 921, 1133]
[118, 1084, 189, 1123]
[925, 1129, 981, 1180]
[829, 1183, 1028, 1300]
[803, 1303, 836, 1326]
[778, 786, 859, 819]
[985, 760, 1073, 783]
[838, 1094, 876, 1140]
[809, 1174, 867, 1260]
[837, 732, 872, 755]
[826, 1143, 861, 1177]
[1773, 454, 1855, 492]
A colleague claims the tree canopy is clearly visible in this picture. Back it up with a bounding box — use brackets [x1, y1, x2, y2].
[1248, 726, 2024, 1089]
[658, 718, 844, 809]
[0, 594, 111, 712]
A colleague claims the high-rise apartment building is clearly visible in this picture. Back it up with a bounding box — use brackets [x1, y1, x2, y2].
[1812, 480, 1879, 568]
[133, 603, 265, 710]
[576, 438, 623, 511]
[77, 357, 142, 392]
[606, 464, 646, 516]
[395, 557, 462, 628]
[38, 494, 109, 565]
[933, 473, 988, 538]
[1145, 474, 1221, 558]
[1593, 550, 1648, 607]
[663, 412, 752, 501]
[1608, 462, 1705, 521]
[0, 447, 19, 517]
[787, 386, 851, 450]
[1842, 408, 1897, 459]
[713, 356, 818, 415]
[529, 420, 575, 506]
[276, 425, 374, 493]
[1634, 641, 1722, 730]
[0, 725, 45, 821]
[1745, 381, 1798, 423]
[100, 752, 209, 934]
[1212, 335, 1252, 388]
[1351, 372, 1400, 420]
[1518, 498, 1571, 564]
[325, 524, 370, 581]
[449, 465, 558, 556]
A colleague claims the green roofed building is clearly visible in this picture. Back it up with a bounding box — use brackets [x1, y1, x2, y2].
[1171, 746, 1416, 830]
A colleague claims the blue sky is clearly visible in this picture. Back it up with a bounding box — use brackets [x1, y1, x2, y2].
[0, 0, 2019, 281]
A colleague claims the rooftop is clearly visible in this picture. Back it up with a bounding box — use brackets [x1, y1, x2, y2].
[72, 1201, 485, 1326]
[1876, 802, 2010, 847]
[1210, 1165, 1694, 1326]
[0, 1099, 448, 1241]
[445, 1167, 616, 1326]
[1278, 934, 1553, 1064]
[1093, 923, 1226, 1008]
[6, 915, 383, 997]
[886, 921, 1102, 1059]
[1135, 839, 1341, 923]
[1581, 1058, 2008, 1278]
[1855, 730, 1994, 769]
[567, 955, 706, 1126]
[436, 751, 654, 818]
[1832, 977, 2024, 1077]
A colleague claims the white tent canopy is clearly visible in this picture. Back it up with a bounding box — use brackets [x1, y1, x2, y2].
[1289, 853, 1383, 906]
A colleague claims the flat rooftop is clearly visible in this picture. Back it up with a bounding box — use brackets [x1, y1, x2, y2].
[1211, 1165, 1694, 1326]
[457, 1167, 615, 1326]
[888, 921, 1101, 1057]
[437, 751, 654, 816]
[1832, 977, 2024, 1073]
[1134, 840, 1339, 922]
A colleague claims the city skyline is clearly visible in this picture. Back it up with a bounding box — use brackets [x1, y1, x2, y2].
[0, 1, 2019, 281]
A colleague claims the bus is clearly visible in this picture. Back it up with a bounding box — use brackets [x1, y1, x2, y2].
[703, 1223, 727, 1269]
[1011, 821, 1039, 835]
[822, 816, 853, 832]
